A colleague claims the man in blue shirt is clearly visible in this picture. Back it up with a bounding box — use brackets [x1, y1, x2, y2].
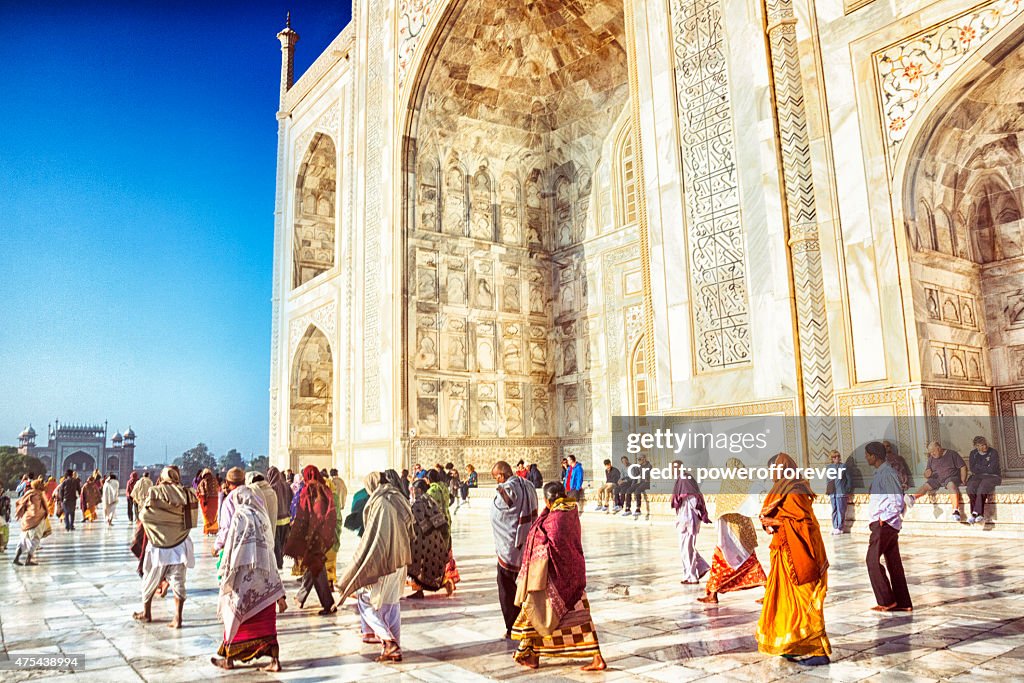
[864, 441, 912, 613]
[567, 455, 585, 505]
[826, 450, 852, 534]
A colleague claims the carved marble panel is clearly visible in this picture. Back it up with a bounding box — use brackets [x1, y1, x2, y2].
[669, 0, 752, 371]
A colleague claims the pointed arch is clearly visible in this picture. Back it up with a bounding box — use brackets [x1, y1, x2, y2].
[293, 133, 337, 288]
[290, 325, 333, 468]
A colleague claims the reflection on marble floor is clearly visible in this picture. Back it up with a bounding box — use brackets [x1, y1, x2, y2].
[2, 505, 1024, 682]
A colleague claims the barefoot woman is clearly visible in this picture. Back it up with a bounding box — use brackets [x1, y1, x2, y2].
[756, 453, 831, 666]
[211, 487, 286, 672]
[512, 481, 606, 672]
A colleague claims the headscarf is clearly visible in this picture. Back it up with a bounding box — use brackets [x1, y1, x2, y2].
[126, 471, 140, 496]
[291, 473, 303, 496]
[217, 487, 285, 643]
[336, 472, 414, 610]
[426, 479, 451, 527]
[160, 466, 181, 485]
[383, 468, 409, 499]
[760, 453, 828, 585]
[131, 476, 154, 507]
[266, 466, 293, 520]
[283, 465, 336, 573]
[515, 497, 586, 635]
[670, 470, 710, 523]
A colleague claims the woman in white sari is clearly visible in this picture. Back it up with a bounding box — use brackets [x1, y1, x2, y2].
[699, 458, 767, 604]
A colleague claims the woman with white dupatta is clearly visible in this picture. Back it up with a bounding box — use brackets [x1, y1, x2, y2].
[212, 487, 287, 672]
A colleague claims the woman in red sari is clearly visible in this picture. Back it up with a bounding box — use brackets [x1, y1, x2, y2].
[756, 453, 831, 666]
[283, 465, 336, 615]
[512, 481, 606, 671]
[196, 469, 220, 535]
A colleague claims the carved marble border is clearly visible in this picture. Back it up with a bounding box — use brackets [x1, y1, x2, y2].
[873, 0, 1024, 171]
[288, 302, 338, 358]
[995, 386, 1024, 470]
[294, 103, 341, 161]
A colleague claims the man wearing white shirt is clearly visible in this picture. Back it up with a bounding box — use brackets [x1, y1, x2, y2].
[864, 442, 913, 613]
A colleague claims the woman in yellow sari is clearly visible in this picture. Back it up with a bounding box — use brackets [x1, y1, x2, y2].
[756, 453, 830, 666]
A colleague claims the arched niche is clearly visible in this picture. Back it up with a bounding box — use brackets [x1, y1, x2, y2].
[400, 0, 634, 472]
[289, 325, 333, 470]
[901, 28, 1024, 391]
[293, 133, 337, 288]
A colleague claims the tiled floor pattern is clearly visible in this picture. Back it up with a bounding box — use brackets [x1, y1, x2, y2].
[2, 501, 1023, 682]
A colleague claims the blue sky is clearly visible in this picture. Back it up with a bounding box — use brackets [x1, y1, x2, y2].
[0, 1, 351, 464]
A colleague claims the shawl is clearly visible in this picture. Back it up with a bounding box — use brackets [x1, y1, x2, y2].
[426, 481, 451, 527]
[491, 474, 539, 569]
[246, 478, 278, 527]
[408, 493, 449, 591]
[197, 471, 219, 499]
[325, 477, 345, 552]
[16, 489, 48, 531]
[514, 498, 587, 636]
[760, 453, 828, 585]
[266, 466, 293, 521]
[131, 477, 154, 507]
[139, 474, 199, 548]
[217, 485, 267, 551]
[217, 487, 285, 643]
[330, 475, 349, 511]
[82, 478, 102, 508]
[102, 479, 119, 507]
[291, 474, 302, 496]
[336, 473, 414, 610]
[44, 478, 57, 502]
[382, 469, 406, 499]
[344, 488, 370, 536]
[670, 472, 710, 523]
[283, 465, 336, 574]
[126, 471, 140, 497]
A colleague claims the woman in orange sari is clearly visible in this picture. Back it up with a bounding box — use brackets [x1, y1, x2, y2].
[756, 453, 830, 666]
[43, 477, 58, 516]
[197, 469, 220, 535]
[81, 474, 103, 522]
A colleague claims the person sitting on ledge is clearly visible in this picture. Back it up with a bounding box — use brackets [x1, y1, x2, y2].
[906, 440, 967, 522]
[593, 459, 621, 513]
[966, 436, 1001, 525]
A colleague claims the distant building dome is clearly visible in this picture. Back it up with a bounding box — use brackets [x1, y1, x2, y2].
[112, 431, 123, 442]
[19, 425, 34, 439]
[124, 426, 136, 439]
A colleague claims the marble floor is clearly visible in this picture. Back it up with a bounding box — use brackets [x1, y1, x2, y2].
[2, 502, 1024, 682]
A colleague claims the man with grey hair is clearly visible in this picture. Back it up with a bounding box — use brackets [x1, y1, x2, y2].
[490, 460, 538, 639]
[907, 440, 966, 522]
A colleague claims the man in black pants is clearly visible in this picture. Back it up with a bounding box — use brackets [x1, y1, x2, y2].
[966, 436, 1001, 524]
[864, 441, 912, 613]
[619, 454, 652, 519]
[56, 470, 82, 532]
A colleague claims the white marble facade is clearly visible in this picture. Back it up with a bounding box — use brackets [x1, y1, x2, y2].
[268, 0, 1024, 481]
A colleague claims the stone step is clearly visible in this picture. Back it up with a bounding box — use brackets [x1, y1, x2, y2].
[461, 483, 1024, 538]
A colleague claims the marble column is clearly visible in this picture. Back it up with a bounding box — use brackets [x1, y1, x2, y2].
[764, 0, 836, 459]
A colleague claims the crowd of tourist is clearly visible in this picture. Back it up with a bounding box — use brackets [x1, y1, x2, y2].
[0, 433, 1006, 672]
